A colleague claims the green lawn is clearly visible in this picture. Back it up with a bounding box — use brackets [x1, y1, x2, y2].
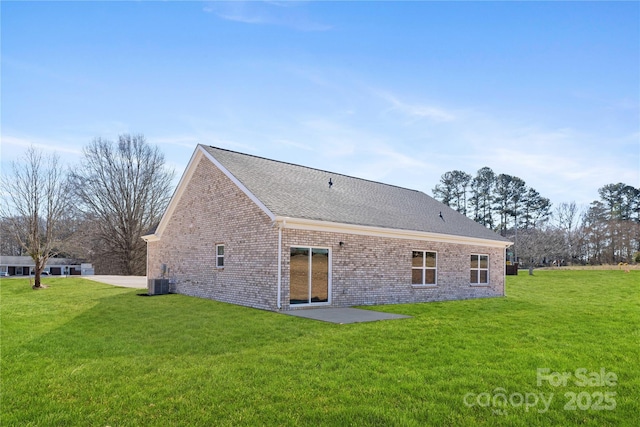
[1, 270, 638, 426]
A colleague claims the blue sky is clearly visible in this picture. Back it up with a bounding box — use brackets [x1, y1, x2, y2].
[2, 1, 638, 210]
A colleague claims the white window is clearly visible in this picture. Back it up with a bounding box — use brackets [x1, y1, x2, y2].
[470, 254, 489, 285]
[216, 244, 224, 268]
[412, 251, 437, 285]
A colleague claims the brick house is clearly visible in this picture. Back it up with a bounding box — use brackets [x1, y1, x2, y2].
[142, 145, 512, 310]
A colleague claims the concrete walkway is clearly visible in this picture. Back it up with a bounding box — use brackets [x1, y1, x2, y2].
[83, 275, 147, 289]
[284, 307, 411, 324]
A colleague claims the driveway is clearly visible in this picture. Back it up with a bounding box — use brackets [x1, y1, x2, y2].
[83, 275, 147, 289]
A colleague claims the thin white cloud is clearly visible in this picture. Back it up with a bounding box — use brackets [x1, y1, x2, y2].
[298, 118, 358, 158]
[345, 144, 435, 186]
[0, 134, 84, 178]
[486, 146, 637, 206]
[0, 134, 82, 156]
[283, 115, 437, 185]
[272, 138, 314, 151]
[375, 91, 456, 123]
[203, 1, 331, 32]
[571, 90, 640, 113]
[457, 120, 639, 205]
[371, 145, 431, 172]
[150, 135, 200, 149]
[206, 5, 265, 25]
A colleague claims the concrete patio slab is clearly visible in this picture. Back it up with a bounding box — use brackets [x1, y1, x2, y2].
[83, 275, 147, 289]
[283, 307, 411, 324]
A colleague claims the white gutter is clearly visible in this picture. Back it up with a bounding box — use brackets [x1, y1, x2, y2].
[273, 216, 512, 249]
[141, 234, 160, 243]
[275, 220, 285, 309]
[503, 247, 508, 297]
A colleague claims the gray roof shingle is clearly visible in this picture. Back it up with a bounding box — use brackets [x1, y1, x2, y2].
[201, 145, 510, 243]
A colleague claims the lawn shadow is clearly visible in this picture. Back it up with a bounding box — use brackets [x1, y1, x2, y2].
[17, 290, 329, 361]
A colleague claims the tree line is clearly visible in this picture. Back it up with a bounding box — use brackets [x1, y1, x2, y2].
[432, 167, 552, 235]
[1, 135, 174, 287]
[432, 167, 640, 266]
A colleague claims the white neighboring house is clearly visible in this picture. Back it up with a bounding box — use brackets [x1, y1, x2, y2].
[0, 256, 94, 276]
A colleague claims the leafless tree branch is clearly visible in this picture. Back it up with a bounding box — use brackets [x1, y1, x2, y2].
[0, 146, 71, 287]
[69, 134, 174, 275]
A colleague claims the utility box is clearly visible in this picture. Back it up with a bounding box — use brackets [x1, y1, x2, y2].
[148, 279, 169, 295]
[505, 263, 519, 275]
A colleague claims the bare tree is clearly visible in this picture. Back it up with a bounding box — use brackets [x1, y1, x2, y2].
[69, 134, 174, 275]
[0, 217, 24, 256]
[553, 202, 582, 263]
[0, 146, 70, 288]
[517, 226, 566, 267]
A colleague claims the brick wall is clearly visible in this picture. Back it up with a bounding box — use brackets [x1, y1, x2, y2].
[280, 229, 504, 310]
[148, 155, 506, 311]
[147, 155, 279, 310]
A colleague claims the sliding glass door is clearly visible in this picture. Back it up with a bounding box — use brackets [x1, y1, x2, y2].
[290, 247, 330, 305]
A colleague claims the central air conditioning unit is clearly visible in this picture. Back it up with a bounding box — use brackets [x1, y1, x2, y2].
[148, 278, 169, 295]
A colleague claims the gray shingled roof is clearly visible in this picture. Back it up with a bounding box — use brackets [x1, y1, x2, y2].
[201, 145, 510, 243]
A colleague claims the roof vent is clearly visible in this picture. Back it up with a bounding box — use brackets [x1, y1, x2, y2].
[328, 178, 333, 188]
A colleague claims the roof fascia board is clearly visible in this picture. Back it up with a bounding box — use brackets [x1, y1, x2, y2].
[199, 146, 276, 222]
[274, 216, 512, 248]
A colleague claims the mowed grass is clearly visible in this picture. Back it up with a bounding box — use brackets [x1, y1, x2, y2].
[1, 270, 638, 426]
